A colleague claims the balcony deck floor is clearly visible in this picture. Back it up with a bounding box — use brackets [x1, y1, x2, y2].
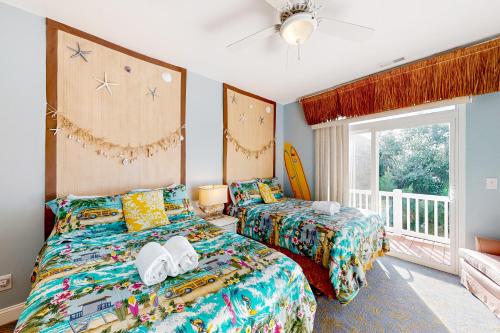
[387, 232, 451, 266]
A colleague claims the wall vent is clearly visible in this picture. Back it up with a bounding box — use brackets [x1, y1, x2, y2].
[379, 57, 406, 68]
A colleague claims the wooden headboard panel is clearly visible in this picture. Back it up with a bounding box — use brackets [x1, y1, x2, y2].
[45, 19, 186, 237]
[223, 84, 276, 184]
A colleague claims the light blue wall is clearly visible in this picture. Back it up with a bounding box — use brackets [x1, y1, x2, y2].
[465, 92, 500, 248]
[185, 72, 223, 198]
[283, 102, 315, 198]
[0, 3, 46, 309]
[275, 104, 285, 187]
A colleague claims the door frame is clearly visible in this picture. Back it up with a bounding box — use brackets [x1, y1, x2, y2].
[349, 103, 466, 274]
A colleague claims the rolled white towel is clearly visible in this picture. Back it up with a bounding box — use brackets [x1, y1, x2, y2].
[312, 201, 341, 216]
[135, 242, 176, 286]
[163, 236, 199, 275]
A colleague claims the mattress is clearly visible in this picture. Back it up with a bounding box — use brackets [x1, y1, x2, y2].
[230, 198, 390, 304]
[15, 215, 316, 333]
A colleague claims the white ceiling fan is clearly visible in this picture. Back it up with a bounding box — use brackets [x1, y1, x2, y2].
[227, 0, 375, 54]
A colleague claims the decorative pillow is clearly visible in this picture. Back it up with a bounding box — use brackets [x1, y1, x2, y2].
[161, 184, 195, 221]
[122, 190, 169, 232]
[258, 182, 277, 203]
[229, 180, 264, 207]
[257, 177, 284, 200]
[46, 198, 61, 215]
[48, 195, 124, 234]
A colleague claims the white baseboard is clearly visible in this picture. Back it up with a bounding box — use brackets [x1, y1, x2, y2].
[387, 251, 457, 275]
[0, 303, 24, 326]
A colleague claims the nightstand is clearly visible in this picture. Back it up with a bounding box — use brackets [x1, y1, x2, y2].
[207, 215, 238, 233]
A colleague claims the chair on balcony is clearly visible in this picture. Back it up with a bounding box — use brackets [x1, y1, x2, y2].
[459, 237, 500, 318]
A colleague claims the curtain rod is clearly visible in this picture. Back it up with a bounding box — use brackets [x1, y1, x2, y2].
[298, 33, 500, 102]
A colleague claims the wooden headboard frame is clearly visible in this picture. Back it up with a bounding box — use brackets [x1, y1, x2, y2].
[222, 83, 276, 185]
[44, 19, 187, 238]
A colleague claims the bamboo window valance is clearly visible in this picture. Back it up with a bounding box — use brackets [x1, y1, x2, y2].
[300, 37, 500, 125]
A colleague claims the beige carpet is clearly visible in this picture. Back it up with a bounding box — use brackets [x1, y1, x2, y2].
[314, 256, 500, 333]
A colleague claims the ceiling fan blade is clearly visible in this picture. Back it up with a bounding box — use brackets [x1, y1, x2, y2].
[318, 17, 374, 42]
[264, 0, 289, 11]
[312, 0, 332, 11]
[227, 25, 280, 49]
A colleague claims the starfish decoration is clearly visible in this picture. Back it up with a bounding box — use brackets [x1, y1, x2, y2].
[239, 112, 246, 124]
[146, 87, 159, 101]
[231, 94, 237, 104]
[95, 72, 119, 95]
[67, 42, 91, 62]
[50, 128, 63, 135]
[258, 115, 264, 125]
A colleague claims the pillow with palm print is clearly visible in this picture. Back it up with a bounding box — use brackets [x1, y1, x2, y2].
[48, 195, 124, 234]
[229, 180, 264, 207]
[256, 177, 284, 200]
[161, 184, 195, 221]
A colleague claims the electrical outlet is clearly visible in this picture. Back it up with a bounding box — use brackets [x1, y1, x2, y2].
[0, 274, 12, 292]
[486, 178, 498, 190]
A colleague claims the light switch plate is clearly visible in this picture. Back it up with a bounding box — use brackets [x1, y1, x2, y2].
[0, 274, 12, 292]
[486, 178, 498, 190]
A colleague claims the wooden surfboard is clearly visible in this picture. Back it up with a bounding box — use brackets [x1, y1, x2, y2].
[284, 142, 311, 200]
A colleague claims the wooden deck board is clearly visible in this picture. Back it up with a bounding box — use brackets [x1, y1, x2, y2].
[387, 232, 450, 266]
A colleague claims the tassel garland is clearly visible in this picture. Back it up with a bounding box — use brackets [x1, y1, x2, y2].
[46, 105, 184, 165]
[224, 129, 274, 159]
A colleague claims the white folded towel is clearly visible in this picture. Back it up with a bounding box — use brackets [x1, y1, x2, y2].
[135, 242, 176, 286]
[163, 236, 199, 275]
[312, 201, 341, 216]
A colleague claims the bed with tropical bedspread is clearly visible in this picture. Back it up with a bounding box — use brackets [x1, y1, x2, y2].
[15, 211, 316, 332]
[229, 197, 390, 304]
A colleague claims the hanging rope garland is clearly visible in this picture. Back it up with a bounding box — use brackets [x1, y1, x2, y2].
[224, 129, 274, 159]
[46, 105, 184, 165]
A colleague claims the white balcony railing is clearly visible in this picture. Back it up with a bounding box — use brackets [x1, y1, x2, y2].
[350, 189, 450, 244]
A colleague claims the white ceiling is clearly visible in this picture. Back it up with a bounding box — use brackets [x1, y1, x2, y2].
[3, 0, 500, 104]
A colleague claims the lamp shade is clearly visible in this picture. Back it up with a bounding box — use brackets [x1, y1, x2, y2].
[198, 185, 228, 206]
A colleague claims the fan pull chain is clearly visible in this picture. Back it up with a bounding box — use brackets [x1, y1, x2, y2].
[297, 41, 301, 61]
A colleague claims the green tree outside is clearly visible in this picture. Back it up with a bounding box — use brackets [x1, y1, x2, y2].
[378, 124, 450, 235]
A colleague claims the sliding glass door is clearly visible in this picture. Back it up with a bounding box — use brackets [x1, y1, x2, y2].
[348, 105, 463, 273]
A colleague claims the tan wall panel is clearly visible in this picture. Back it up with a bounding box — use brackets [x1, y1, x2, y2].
[56, 30, 182, 196]
[225, 87, 275, 184]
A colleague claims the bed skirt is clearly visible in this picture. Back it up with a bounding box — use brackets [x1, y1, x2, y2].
[268, 244, 387, 301]
[267, 244, 337, 299]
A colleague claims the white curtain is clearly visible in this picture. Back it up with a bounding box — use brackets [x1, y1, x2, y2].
[314, 123, 349, 204]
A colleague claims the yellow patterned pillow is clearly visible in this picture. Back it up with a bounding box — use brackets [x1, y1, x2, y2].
[122, 190, 169, 232]
[258, 182, 277, 203]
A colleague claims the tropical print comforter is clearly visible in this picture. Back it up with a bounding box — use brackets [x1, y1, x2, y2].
[15, 216, 316, 333]
[230, 198, 390, 304]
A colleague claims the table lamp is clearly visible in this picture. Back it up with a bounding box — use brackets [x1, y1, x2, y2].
[198, 185, 228, 219]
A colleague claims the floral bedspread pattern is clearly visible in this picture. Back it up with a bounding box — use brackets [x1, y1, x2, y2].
[232, 199, 389, 304]
[15, 217, 316, 333]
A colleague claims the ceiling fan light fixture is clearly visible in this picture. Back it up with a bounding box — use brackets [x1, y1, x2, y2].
[280, 13, 317, 46]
